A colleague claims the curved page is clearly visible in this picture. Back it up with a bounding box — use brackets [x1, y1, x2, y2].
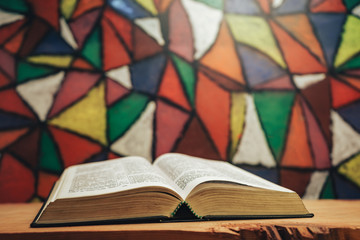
[54, 156, 178, 200]
[154, 153, 293, 200]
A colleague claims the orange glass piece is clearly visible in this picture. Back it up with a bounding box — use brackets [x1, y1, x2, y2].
[201, 20, 245, 84]
[270, 20, 327, 74]
[158, 59, 192, 111]
[196, 71, 230, 160]
[281, 96, 314, 168]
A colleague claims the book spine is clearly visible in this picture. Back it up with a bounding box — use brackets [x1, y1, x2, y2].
[171, 201, 202, 219]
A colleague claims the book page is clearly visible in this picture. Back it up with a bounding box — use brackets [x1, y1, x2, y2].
[154, 153, 293, 199]
[54, 156, 179, 200]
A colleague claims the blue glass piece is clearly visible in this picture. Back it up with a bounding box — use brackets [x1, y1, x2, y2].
[337, 101, 360, 132]
[107, 0, 151, 20]
[237, 44, 286, 87]
[310, 13, 346, 66]
[238, 165, 279, 184]
[131, 54, 166, 95]
[32, 31, 74, 55]
[274, 0, 307, 14]
[86, 152, 109, 163]
[0, 112, 33, 130]
[225, 0, 260, 15]
[333, 171, 360, 199]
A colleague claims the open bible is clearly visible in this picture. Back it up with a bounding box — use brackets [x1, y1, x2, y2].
[31, 153, 313, 227]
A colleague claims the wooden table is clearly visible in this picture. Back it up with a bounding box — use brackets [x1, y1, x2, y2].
[0, 200, 359, 239]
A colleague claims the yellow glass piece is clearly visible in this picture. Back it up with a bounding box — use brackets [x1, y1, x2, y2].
[49, 82, 107, 145]
[30, 197, 42, 203]
[226, 14, 286, 68]
[338, 153, 360, 187]
[27, 55, 73, 68]
[60, 0, 77, 19]
[334, 15, 360, 67]
[135, 0, 158, 15]
[230, 92, 246, 158]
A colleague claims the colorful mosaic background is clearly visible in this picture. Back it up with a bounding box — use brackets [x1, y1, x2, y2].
[0, 0, 360, 202]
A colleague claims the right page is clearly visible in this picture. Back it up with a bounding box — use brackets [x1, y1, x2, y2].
[154, 153, 293, 200]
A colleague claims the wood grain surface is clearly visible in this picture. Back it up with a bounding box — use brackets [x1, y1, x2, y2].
[0, 200, 359, 239]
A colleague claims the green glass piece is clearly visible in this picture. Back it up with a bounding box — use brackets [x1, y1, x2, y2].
[320, 175, 335, 199]
[107, 92, 149, 142]
[0, 0, 29, 13]
[253, 91, 295, 161]
[194, 0, 223, 9]
[39, 130, 62, 173]
[17, 61, 57, 83]
[337, 55, 360, 72]
[81, 27, 101, 69]
[171, 53, 195, 107]
[343, 0, 360, 10]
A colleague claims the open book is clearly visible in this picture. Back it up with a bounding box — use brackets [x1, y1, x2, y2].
[31, 153, 313, 227]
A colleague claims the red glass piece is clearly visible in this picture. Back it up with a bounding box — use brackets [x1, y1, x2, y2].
[0, 153, 35, 202]
[48, 126, 103, 167]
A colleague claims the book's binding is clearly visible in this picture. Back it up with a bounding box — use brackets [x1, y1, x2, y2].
[30, 182, 170, 228]
[31, 213, 314, 227]
[171, 201, 201, 219]
[31, 201, 197, 227]
[31, 215, 170, 228]
[31, 197, 314, 227]
[202, 213, 314, 220]
[31, 182, 56, 228]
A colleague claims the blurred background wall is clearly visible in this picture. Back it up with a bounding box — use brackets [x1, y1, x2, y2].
[0, 0, 359, 202]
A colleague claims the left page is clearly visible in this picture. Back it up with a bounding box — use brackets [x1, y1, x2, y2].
[52, 156, 179, 201]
